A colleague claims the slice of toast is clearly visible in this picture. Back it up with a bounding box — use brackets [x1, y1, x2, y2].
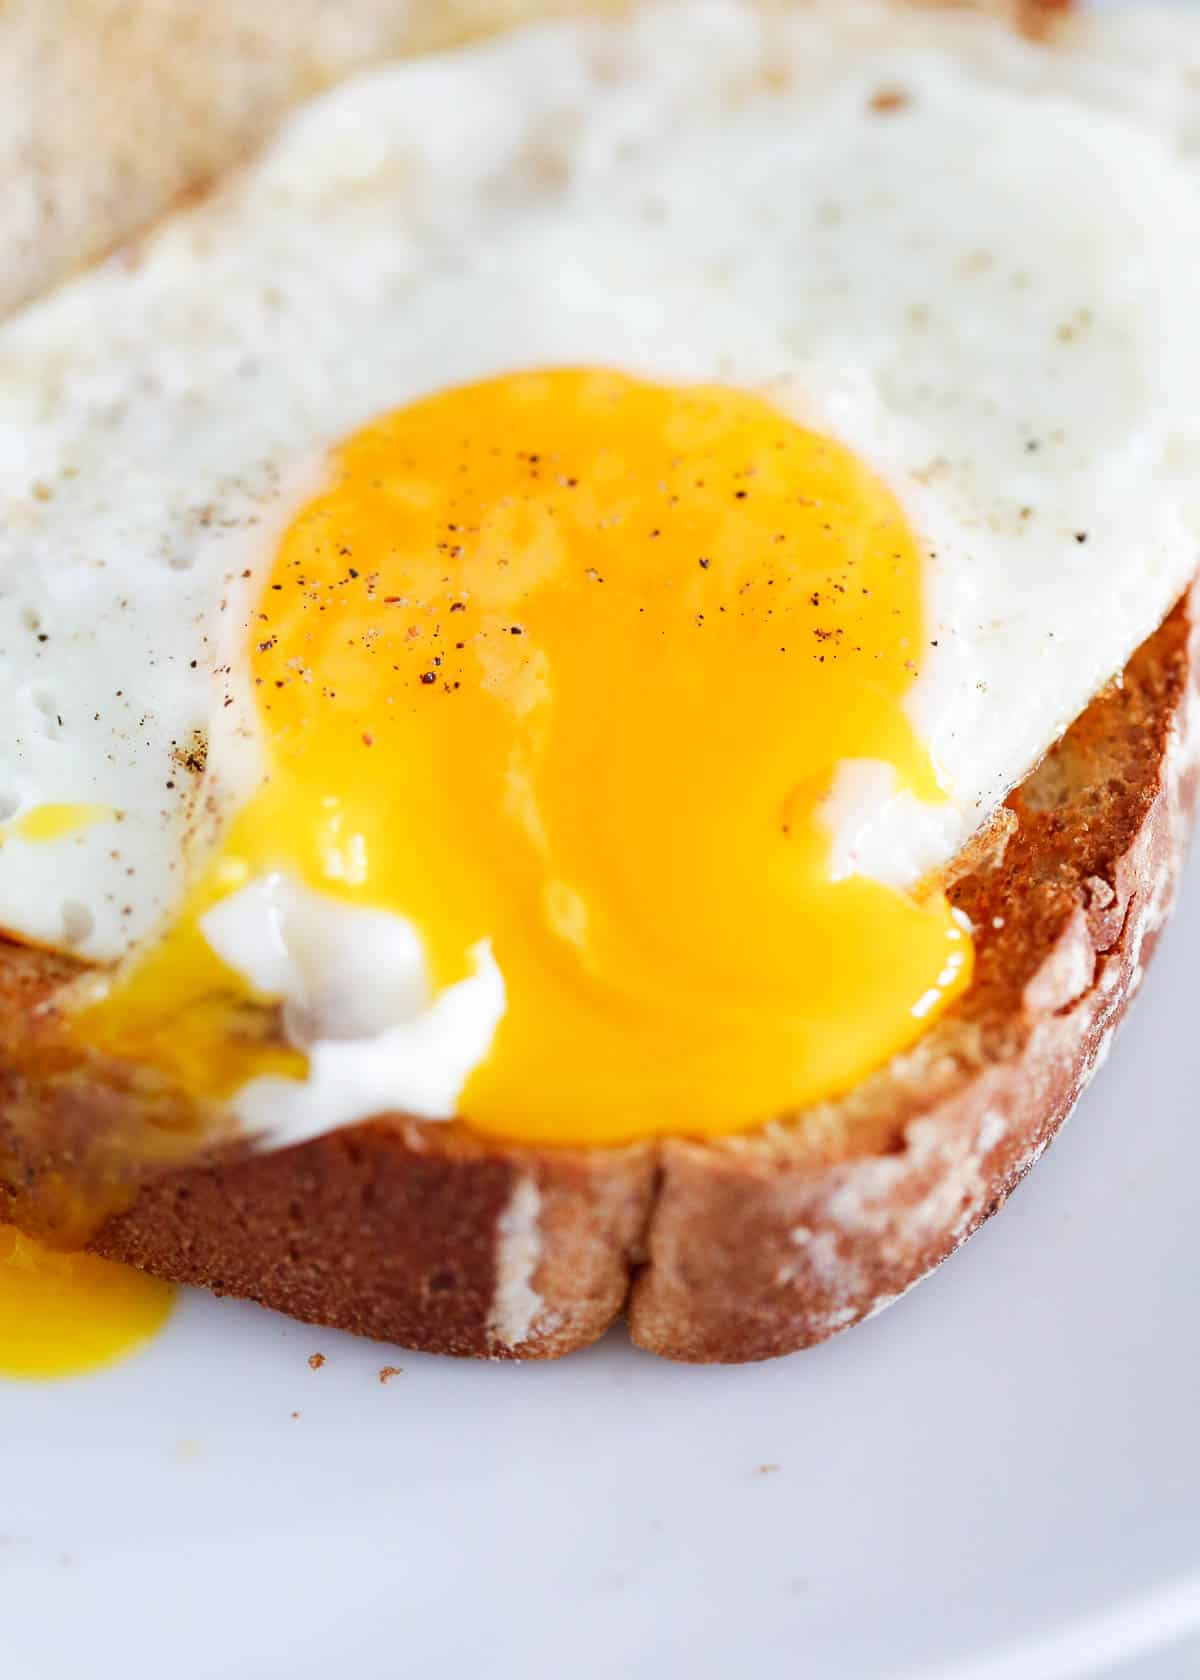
[1, 0, 631, 322]
[0, 586, 1192, 1361]
[4, 0, 1192, 1363]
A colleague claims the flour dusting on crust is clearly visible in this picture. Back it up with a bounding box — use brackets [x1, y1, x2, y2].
[486, 1177, 545, 1351]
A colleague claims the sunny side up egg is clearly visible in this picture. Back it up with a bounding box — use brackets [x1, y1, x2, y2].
[80, 368, 971, 1144]
[0, 0, 1199, 1265]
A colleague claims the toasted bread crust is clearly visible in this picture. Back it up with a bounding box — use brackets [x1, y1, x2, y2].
[93, 1124, 655, 1358]
[630, 591, 1200, 1359]
[0, 588, 1184, 1362]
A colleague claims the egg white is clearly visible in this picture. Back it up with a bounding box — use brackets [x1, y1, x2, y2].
[0, 0, 1197, 1136]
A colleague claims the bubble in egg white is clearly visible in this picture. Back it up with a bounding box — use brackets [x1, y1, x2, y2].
[60, 901, 95, 946]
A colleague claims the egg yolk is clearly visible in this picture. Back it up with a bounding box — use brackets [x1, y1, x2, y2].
[84, 370, 971, 1145]
[0, 1225, 172, 1379]
[4, 803, 114, 843]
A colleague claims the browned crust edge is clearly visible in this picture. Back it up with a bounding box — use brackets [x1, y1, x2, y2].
[91, 1123, 656, 1360]
[630, 589, 1200, 1360]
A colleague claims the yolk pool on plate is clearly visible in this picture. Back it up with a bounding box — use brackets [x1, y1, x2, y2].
[0, 1225, 172, 1379]
[83, 370, 972, 1145]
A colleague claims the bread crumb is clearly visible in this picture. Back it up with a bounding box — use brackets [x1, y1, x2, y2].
[757, 1463, 780, 1475]
[378, 1365, 402, 1384]
[291, 1411, 300, 1420]
[307, 1352, 325, 1371]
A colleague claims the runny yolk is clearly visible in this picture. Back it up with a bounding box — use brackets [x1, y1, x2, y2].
[84, 370, 972, 1146]
[0, 1225, 172, 1379]
[5, 803, 114, 843]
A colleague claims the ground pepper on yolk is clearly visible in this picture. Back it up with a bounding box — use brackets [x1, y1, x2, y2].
[82, 369, 972, 1145]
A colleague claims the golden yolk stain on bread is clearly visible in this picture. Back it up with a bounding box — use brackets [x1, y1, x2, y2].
[85, 370, 971, 1145]
[0, 1225, 172, 1379]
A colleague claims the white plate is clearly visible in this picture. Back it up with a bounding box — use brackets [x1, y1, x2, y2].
[2, 851, 1199, 1680]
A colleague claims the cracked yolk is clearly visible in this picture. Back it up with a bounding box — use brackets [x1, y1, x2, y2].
[85, 369, 971, 1145]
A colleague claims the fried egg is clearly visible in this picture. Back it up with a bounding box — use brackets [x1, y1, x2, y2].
[1, 0, 1199, 1169]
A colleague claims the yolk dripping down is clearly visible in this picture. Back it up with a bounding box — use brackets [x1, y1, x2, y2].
[0, 806, 162, 1383]
[85, 370, 971, 1146]
[0, 1225, 172, 1379]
